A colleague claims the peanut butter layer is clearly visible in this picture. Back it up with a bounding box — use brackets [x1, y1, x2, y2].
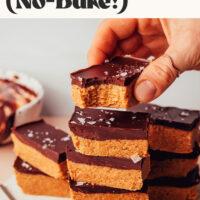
[148, 185, 199, 200]
[69, 107, 149, 157]
[12, 120, 70, 178]
[69, 180, 149, 200]
[149, 147, 200, 178]
[67, 140, 150, 191]
[72, 84, 137, 108]
[71, 56, 148, 108]
[149, 124, 198, 153]
[14, 157, 70, 197]
[71, 133, 148, 158]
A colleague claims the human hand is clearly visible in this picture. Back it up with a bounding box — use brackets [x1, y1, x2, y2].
[88, 19, 200, 102]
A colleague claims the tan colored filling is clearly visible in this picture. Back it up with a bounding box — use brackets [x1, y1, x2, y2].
[149, 158, 198, 179]
[149, 124, 197, 153]
[70, 189, 149, 200]
[71, 84, 136, 108]
[148, 185, 199, 200]
[15, 171, 70, 197]
[67, 160, 148, 191]
[70, 132, 148, 158]
[12, 134, 67, 179]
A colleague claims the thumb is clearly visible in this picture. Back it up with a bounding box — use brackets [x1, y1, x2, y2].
[134, 53, 179, 102]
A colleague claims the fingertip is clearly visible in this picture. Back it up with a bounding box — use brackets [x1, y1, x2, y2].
[87, 47, 107, 66]
[134, 55, 178, 102]
[134, 80, 157, 102]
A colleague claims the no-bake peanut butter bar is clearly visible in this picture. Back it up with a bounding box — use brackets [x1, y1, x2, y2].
[69, 107, 149, 158]
[147, 167, 200, 200]
[149, 146, 200, 179]
[12, 119, 70, 179]
[71, 57, 148, 108]
[14, 157, 70, 197]
[132, 103, 200, 154]
[67, 139, 150, 191]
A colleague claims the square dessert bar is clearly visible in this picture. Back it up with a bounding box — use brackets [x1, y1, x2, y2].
[147, 167, 200, 200]
[69, 179, 149, 200]
[67, 139, 150, 191]
[69, 107, 149, 158]
[132, 104, 200, 154]
[14, 157, 70, 197]
[149, 146, 200, 179]
[12, 119, 70, 179]
[71, 56, 149, 108]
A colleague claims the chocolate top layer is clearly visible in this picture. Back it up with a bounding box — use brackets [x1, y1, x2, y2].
[67, 139, 150, 171]
[13, 120, 69, 163]
[71, 57, 149, 87]
[69, 107, 149, 140]
[14, 157, 45, 175]
[132, 103, 200, 131]
[69, 179, 148, 194]
[150, 144, 200, 161]
[147, 166, 200, 188]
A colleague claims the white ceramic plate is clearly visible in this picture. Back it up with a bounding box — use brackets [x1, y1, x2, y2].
[0, 70, 44, 144]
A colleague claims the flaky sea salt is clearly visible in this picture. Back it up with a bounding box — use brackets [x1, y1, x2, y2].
[76, 182, 85, 186]
[77, 117, 86, 125]
[87, 121, 96, 125]
[180, 111, 190, 117]
[22, 162, 32, 170]
[61, 136, 70, 142]
[120, 72, 128, 77]
[27, 132, 34, 138]
[131, 155, 142, 164]
[109, 117, 115, 122]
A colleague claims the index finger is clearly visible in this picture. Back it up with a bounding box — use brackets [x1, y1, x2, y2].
[88, 19, 138, 66]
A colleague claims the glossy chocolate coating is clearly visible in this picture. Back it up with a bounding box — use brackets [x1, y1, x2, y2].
[69, 107, 149, 140]
[71, 57, 149, 87]
[132, 104, 200, 131]
[150, 144, 200, 161]
[69, 179, 148, 194]
[146, 166, 200, 188]
[14, 157, 45, 175]
[13, 120, 69, 163]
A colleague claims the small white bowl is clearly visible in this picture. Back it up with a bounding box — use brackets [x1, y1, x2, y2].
[0, 70, 44, 144]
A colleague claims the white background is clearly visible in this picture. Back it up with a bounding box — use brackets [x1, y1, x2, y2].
[0, 19, 200, 115]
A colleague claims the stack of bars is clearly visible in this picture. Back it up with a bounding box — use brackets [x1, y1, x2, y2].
[10, 56, 200, 200]
[133, 103, 200, 200]
[11, 119, 71, 197]
[70, 56, 200, 200]
[68, 56, 152, 200]
[68, 107, 150, 200]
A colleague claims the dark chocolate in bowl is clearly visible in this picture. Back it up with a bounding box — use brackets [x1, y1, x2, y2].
[0, 79, 37, 143]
